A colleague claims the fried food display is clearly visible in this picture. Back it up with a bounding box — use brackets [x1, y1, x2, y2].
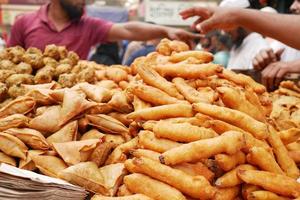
[0, 40, 299, 200]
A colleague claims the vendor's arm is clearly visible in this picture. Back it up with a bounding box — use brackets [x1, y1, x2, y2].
[180, 7, 300, 50]
[107, 22, 199, 44]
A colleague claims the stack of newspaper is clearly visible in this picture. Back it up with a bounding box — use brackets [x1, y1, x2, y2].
[0, 163, 88, 200]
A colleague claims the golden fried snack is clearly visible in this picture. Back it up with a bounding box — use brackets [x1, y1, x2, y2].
[0, 114, 29, 132]
[193, 103, 268, 140]
[91, 194, 153, 200]
[125, 157, 216, 199]
[279, 128, 300, 144]
[160, 131, 244, 165]
[217, 86, 265, 122]
[124, 173, 186, 200]
[136, 64, 183, 99]
[4, 128, 49, 150]
[55, 63, 72, 76]
[0, 96, 35, 118]
[242, 184, 261, 200]
[278, 87, 300, 98]
[19, 150, 45, 171]
[153, 121, 217, 142]
[31, 155, 67, 178]
[214, 186, 240, 200]
[286, 141, 300, 151]
[44, 44, 60, 60]
[169, 50, 213, 63]
[267, 126, 300, 178]
[237, 170, 300, 198]
[0, 70, 15, 83]
[105, 67, 128, 83]
[14, 62, 32, 74]
[117, 184, 132, 196]
[173, 162, 215, 182]
[131, 149, 161, 161]
[156, 39, 189, 56]
[25, 89, 56, 106]
[86, 114, 129, 138]
[34, 65, 55, 84]
[29, 105, 62, 135]
[105, 134, 126, 147]
[132, 96, 152, 111]
[288, 150, 300, 163]
[7, 46, 25, 63]
[108, 112, 133, 127]
[215, 164, 256, 187]
[89, 142, 114, 167]
[0, 60, 15, 70]
[244, 86, 270, 117]
[105, 137, 138, 165]
[127, 103, 194, 121]
[248, 190, 291, 200]
[46, 121, 78, 145]
[58, 73, 77, 88]
[80, 129, 105, 141]
[108, 91, 133, 113]
[130, 84, 183, 106]
[0, 152, 16, 166]
[67, 51, 80, 66]
[247, 147, 284, 174]
[86, 103, 113, 115]
[53, 139, 100, 165]
[5, 74, 34, 87]
[0, 132, 28, 160]
[173, 77, 214, 103]
[23, 50, 44, 70]
[215, 151, 246, 171]
[59, 89, 96, 126]
[218, 69, 266, 94]
[79, 82, 113, 103]
[155, 63, 222, 79]
[76, 66, 96, 83]
[138, 131, 181, 153]
[280, 80, 300, 93]
[7, 85, 27, 99]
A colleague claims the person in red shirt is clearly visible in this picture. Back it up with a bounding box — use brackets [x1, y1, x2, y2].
[8, 0, 198, 59]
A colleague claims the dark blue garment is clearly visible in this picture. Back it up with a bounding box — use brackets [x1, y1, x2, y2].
[125, 45, 156, 66]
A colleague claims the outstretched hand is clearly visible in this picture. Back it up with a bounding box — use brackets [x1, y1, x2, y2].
[180, 7, 240, 33]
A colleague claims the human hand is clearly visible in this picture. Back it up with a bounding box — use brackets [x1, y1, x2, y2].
[261, 61, 294, 91]
[253, 48, 284, 71]
[180, 7, 240, 33]
[166, 27, 202, 47]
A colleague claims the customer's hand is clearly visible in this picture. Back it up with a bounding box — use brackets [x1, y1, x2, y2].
[166, 27, 202, 47]
[261, 61, 293, 91]
[253, 48, 284, 71]
[180, 7, 240, 33]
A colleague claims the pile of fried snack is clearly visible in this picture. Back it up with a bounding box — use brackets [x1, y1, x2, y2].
[0, 39, 299, 200]
[0, 44, 129, 104]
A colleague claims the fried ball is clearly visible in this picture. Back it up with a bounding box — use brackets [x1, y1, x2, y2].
[0, 60, 15, 70]
[44, 44, 60, 60]
[55, 63, 72, 77]
[0, 98, 13, 109]
[0, 83, 8, 102]
[8, 85, 27, 99]
[58, 46, 68, 59]
[71, 60, 89, 73]
[7, 46, 25, 64]
[105, 67, 128, 83]
[58, 73, 77, 88]
[26, 47, 42, 55]
[0, 49, 9, 60]
[43, 57, 58, 68]
[14, 62, 33, 74]
[22, 49, 44, 70]
[76, 66, 96, 83]
[0, 70, 15, 82]
[34, 65, 55, 84]
[5, 74, 34, 87]
[67, 51, 80, 66]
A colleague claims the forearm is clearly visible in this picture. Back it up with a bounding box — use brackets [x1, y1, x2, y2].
[122, 22, 168, 41]
[235, 9, 300, 50]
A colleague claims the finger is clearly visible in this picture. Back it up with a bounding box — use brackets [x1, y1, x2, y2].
[253, 59, 261, 71]
[261, 50, 272, 67]
[275, 68, 287, 87]
[180, 7, 211, 20]
[255, 54, 265, 70]
[266, 48, 277, 62]
[196, 17, 217, 34]
[261, 65, 275, 89]
[192, 17, 206, 29]
[267, 65, 280, 91]
[275, 48, 285, 59]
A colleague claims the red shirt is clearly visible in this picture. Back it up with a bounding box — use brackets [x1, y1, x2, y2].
[8, 4, 113, 59]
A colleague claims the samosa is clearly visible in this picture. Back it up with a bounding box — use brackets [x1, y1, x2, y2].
[0, 96, 36, 118]
[0, 114, 29, 132]
[19, 150, 45, 171]
[0, 151, 16, 166]
[52, 139, 100, 165]
[0, 132, 28, 160]
[31, 154, 67, 178]
[79, 82, 113, 103]
[80, 129, 105, 141]
[47, 121, 78, 146]
[4, 128, 49, 150]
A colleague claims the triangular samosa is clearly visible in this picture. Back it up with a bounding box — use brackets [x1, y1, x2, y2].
[46, 121, 78, 146]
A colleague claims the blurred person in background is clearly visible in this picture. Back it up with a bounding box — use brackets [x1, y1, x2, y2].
[213, 33, 232, 67]
[90, 42, 121, 65]
[8, 0, 198, 59]
[219, 0, 269, 70]
[253, 0, 300, 90]
[180, 0, 300, 91]
[124, 38, 160, 66]
[122, 41, 144, 65]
